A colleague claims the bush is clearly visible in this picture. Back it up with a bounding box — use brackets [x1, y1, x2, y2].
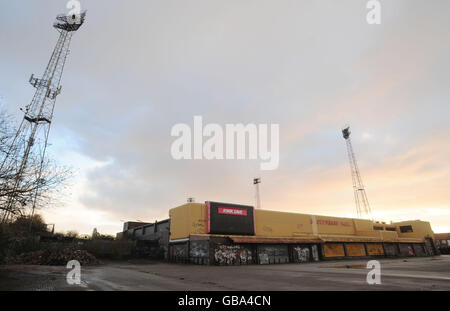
[0, 235, 41, 263]
[8, 215, 48, 236]
[4, 249, 100, 266]
[0, 219, 78, 263]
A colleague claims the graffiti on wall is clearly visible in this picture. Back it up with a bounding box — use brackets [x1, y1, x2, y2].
[262, 225, 273, 233]
[214, 245, 252, 265]
[192, 219, 206, 234]
[257, 245, 289, 264]
[190, 241, 209, 258]
[399, 244, 415, 257]
[172, 244, 187, 257]
[293, 247, 310, 263]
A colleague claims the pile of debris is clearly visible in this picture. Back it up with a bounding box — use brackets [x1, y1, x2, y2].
[4, 249, 101, 266]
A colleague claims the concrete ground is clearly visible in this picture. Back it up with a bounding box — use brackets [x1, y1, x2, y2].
[0, 255, 449, 291]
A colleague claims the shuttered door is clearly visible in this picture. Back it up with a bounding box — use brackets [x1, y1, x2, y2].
[257, 245, 289, 264]
[214, 244, 253, 265]
[413, 244, 426, 257]
[345, 243, 367, 257]
[291, 245, 311, 263]
[399, 244, 415, 257]
[384, 243, 399, 257]
[323, 244, 345, 258]
[366, 243, 384, 256]
[424, 238, 435, 256]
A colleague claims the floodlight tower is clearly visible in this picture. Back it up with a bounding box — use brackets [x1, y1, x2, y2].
[342, 127, 372, 219]
[253, 178, 261, 209]
[0, 12, 86, 223]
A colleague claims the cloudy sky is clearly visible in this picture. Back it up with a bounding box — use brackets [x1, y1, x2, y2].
[1, 0, 449, 235]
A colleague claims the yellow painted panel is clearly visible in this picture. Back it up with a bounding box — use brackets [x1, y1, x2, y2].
[393, 220, 434, 239]
[356, 230, 380, 238]
[314, 216, 356, 235]
[323, 244, 345, 257]
[380, 231, 398, 240]
[353, 219, 374, 232]
[255, 210, 313, 237]
[168, 203, 434, 243]
[189, 203, 207, 235]
[255, 210, 357, 237]
[345, 243, 366, 257]
[367, 243, 384, 256]
[169, 204, 190, 240]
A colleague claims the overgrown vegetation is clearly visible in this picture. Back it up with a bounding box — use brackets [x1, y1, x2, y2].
[2, 214, 48, 236]
[0, 214, 136, 264]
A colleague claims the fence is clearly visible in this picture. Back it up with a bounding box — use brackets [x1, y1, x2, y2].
[168, 255, 291, 265]
[168, 256, 209, 265]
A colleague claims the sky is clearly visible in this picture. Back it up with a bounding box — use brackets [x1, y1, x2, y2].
[0, 0, 449, 235]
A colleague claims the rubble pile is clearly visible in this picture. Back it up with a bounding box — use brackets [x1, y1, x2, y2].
[4, 249, 101, 266]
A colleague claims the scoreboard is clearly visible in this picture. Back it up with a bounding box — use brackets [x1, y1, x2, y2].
[206, 201, 255, 235]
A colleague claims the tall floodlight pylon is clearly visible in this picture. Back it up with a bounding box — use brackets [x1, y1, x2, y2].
[342, 127, 372, 219]
[0, 11, 86, 223]
[253, 178, 261, 209]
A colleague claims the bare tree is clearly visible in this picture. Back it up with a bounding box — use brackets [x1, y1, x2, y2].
[0, 110, 72, 222]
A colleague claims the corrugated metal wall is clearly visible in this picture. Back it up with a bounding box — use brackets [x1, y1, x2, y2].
[257, 245, 289, 264]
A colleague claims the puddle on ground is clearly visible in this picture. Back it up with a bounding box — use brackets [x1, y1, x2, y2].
[327, 265, 366, 269]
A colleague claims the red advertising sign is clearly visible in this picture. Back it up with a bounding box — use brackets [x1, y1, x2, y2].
[218, 206, 248, 216]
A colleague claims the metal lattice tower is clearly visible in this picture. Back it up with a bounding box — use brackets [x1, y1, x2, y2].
[0, 12, 86, 223]
[342, 127, 372, 219]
